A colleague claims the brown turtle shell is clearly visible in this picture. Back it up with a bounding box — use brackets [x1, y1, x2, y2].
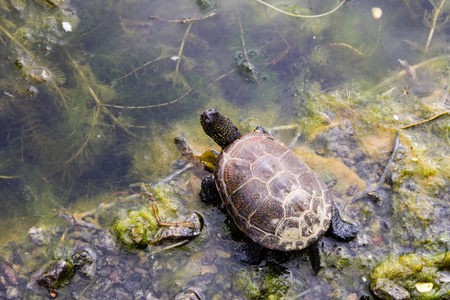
[214, 131, 333, 251]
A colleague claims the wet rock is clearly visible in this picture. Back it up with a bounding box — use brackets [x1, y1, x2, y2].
[115, 287, 133, 300]
[72, 247, 97, 279]
[152, 212, 203, 244]
[370, 278, 410, 300]
[6, 285, 20, 299]
[123, 280, 142, 293]
[0, 264, 18, 285]
[174, 287, 205, 300]
[92, 230, 120, 253]
[27, 259, 75, 297]
[28, 226, 51, 246]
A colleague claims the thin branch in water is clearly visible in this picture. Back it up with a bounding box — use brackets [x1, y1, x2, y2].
[238, 18, 263, 88]
[264, 6, 292, 66]
[328, 43, 366, 56]
[254, 0, 346, 19]
[329, 20, 382, 57]
[424, 0, 448, 52]
[174, 22, 193, 87]
[0, 175, 23, 179]
[112, 55, 172, 84]
[206, 68, 239, 89]
[102, 88, 193, 109]
[150, 11, 218, 23]
[370, 55, 448, 93]
[77, 21, 105, 40]
[398, 110, 449, 129]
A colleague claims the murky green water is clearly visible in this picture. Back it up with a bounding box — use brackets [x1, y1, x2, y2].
[0, 0, 449, 298]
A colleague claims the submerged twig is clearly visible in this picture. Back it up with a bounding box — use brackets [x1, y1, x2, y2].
[328, 43, 366, 56]
[0, 175, 22, 179]
[398, 110, 449, 129]
[150, 11, 218, 23]
[206, 68, 239, 89]
[174, 22, 193, 88]
[238, 18, 263, 88]
[374, 131, 400, 191]
[329, 19, 382, 57]
[370, 55, 448, 93]
[113, 55, 172, 84]
[102, 87, 193, 109]
[424, 0, 448, 52]
[264, 6, 292, 65]
[343, 132, 400, 208]
[254, 0, 346, 18]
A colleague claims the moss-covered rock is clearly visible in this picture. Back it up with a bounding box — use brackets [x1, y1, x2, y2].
[371, 252, 450, 299]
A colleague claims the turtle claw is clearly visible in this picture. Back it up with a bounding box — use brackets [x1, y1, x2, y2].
[328, 205, 358, 241]
[200, 175, 220, 202]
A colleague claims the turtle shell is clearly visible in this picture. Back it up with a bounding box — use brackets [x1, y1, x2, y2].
[214, 131, 333, 251]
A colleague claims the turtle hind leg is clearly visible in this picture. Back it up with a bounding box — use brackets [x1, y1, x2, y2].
[309, 243, 320, 276]
[234, 240, 265, 265]
[327, 204, 358, 241]
[199, 175, 220, 203]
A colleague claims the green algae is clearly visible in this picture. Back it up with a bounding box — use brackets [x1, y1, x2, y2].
[112, 205, 158, 249]
[371, 252, 450, 299]
[233, 268, 289, 300]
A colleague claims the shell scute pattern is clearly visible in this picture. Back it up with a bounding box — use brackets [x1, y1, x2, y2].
[249, 197, 284, 234]
[232, 179, 268, 219]
[215, 132, 333, 251]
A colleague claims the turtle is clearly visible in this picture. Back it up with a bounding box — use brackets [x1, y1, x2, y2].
[199, 108, 358, 274]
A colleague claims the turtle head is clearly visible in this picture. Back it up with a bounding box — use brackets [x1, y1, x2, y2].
[200, 109, 241, 149]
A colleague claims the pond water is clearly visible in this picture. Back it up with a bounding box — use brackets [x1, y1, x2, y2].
[0, 0, 449, 299]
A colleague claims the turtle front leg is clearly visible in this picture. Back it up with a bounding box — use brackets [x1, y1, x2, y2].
[199, 175, 220, 202]
[327, 204, 358, 241]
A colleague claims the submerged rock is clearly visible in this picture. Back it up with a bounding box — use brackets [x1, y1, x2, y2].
[72, 247, 98, 279]
[6, 285, 20, 299]
[370, 278, 410, 300]
[27, 259, 75, 297]
[152, 212, 203, 244]
[28, 226, 51, 246]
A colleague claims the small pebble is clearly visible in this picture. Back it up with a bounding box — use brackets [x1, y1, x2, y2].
[215, 249, 231, 258]
[372, 7, 382, 19]
[415, 282, 433, 293]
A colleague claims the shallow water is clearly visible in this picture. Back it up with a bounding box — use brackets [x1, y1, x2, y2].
[0, 0, 449, 299]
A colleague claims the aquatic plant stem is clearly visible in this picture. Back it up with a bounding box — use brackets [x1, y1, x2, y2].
[344, 131, 400, 208]
[69, 57, 137, 139]
[264, 6, 292, 65]
[424, 0, 448, 52]
[398, 110, 449, 129]
[174, 22, 193, 88]
[150, 11, 218, 23]
[328, 43, 366, 56]
[0, 175, 22, 179]
[0, 23, 68, 109]
[370, 55, 448, 93]
[0, 23, 34, 58]
[65, 105, 101, 165]
[254, 0, 346, 18]
[238, 18, 263, 88]
[374, 131, 400, 190]
[329, 19, 382, 57]
[206, 68, 239, 88]
[113, 55, 172, 83]
[102, 87, 193, 109]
